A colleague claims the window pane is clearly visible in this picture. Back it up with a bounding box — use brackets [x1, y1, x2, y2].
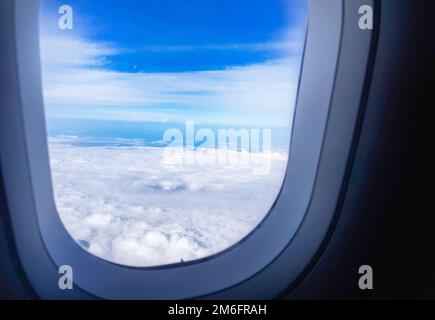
[39, 0, 307, 267]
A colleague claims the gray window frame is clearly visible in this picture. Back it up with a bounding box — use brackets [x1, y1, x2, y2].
[0, 0, 375, 299]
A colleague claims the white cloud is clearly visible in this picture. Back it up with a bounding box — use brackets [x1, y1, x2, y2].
[41, 29, 298, 267]
[40, 34, 302, 126]
[40, 36, 120, 68]
[49, 137, 288, 266]
[135, 40, 302, 53]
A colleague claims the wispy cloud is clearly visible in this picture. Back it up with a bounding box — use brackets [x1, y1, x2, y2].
[136, 41, 301, 53]
[40, 36, 120, 68]
[40, 32, 303, 126]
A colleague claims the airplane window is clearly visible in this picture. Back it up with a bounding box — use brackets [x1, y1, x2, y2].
[39, 0, 307, 267]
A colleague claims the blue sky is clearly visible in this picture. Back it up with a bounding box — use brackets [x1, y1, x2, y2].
[40, 0, 306, 126]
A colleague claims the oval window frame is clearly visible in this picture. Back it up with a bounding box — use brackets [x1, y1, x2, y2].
[0, 0, 376, 299]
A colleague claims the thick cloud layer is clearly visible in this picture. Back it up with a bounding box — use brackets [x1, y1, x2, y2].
[49, 137, 288, 266]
